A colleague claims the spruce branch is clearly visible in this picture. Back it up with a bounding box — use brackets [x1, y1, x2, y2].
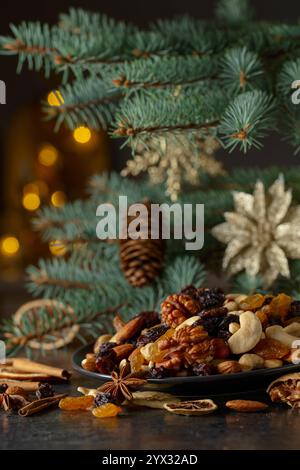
[44, 77, 122, 130]
[219, 90, 277, 152]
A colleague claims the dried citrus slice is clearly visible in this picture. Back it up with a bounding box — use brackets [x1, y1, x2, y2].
[164, 399, 217, 416]
[92, 403, 122, 418]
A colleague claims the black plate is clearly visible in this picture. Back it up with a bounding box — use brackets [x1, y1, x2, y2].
[73, 343, 300, 395]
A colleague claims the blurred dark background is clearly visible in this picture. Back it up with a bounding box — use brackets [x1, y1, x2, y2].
[0, 0, 299, 299]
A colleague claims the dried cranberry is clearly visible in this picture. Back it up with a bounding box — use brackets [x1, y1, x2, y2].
[193, 363, 215, 376]
[136, 324, 169, 347]
[36, 383, 55, 399]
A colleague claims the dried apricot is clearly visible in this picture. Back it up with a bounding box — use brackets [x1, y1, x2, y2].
[149, 328, 175, 362]
[59, 395, 94, 411]
[92, 403, 122, 418]
[128, 347, 144, 373]
[252, 338, 290, 360]
[255, 309, 269, 327]
[240, 294, 265, 311]
[267, 294, 292, 320]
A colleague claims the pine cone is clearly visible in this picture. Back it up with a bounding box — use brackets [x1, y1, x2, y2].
[120, 200, 164, 287]
[161, 294, 200, 328]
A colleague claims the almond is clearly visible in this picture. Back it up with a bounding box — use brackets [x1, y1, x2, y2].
[111, 316, 145, 343]
[226, 399, 268, 412]
[113, 343, 134, 360]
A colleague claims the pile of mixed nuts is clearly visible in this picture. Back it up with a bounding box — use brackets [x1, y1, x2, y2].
[82, 287, 300, 380]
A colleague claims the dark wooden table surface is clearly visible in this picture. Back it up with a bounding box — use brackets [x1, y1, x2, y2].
[1, 348, 300, 451]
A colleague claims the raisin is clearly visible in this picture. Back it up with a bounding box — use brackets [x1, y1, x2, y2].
[59, 396, 94, 411]
[98, 342, 117, 357]
[36, 383, 55, 400]
[199, 315, 239, 339]
[92, 403, 122, 418]
[0, 384, 8, 394]
[182, 287, 225, 310]
[193, 363, 215, 376]
[136, 324, 169, 347]
[147, 366, 171, 379]
[94, 392, 117, 407]
[288, 300, 300, 317]
[95, 351, 117, 374]
[198, 306, 228, 320]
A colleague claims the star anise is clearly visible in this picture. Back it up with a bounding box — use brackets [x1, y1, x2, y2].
[98, 363, 147, 404]
[0, 393, 29, 411]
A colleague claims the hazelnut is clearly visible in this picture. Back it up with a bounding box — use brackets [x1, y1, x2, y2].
[217, 360, 242, 375]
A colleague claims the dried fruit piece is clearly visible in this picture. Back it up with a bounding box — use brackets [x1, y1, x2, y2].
[59, 396, 94, 411]
[252, 338, 290, 359]
[94, 392, 118, 407]
[240, 294, 265, 311]
[182, 286, 225, 310]
[267, 294, 292, 320]
[267, 372, 300, 407]
[226, 400, 268, 412]
[265, 325, 298, 348]
[128, 347, 145, 373]
[0, 384, 8, 393]
[148, 328, 175, 362]
[130, 391, 180, 409]
[136, 324, 169, 347]
[192, 363, 215, 376]
[36, 383, 54, 400]
[164, 399, 217, 416]
[210, 338, 230, 359]
[147, 367, 170, 379]
[92, 403, 122, 418]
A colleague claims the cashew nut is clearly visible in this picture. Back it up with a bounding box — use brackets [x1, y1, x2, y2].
[229, 322, 240, 334]
[239, 353, 264, 371]
[228, 311, 262, 354]
[265, 325, 299, 348]
[224, 300, 238, 312]
[284, 322, 300, 337]
[228, 310, 244, 316]
[264, 359, 283, 369]
[176, 316, 199, 330]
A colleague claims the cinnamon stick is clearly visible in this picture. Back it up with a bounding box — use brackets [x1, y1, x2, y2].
[0, 369, 54, 381]
[11, 358, 71, 380]
[0, 380, 39, 392]
[18, 394, 67, 417]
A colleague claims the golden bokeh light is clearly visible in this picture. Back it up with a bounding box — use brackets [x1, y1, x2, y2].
[47, 90, 64, 107]
[1, 236, 20, 257]
[49, 240, 67, 257]
[51, 191, 66, 208]
[73, 126, 92, 144]
[38, 144, 59, 167]
[22, 193, 41, 211]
